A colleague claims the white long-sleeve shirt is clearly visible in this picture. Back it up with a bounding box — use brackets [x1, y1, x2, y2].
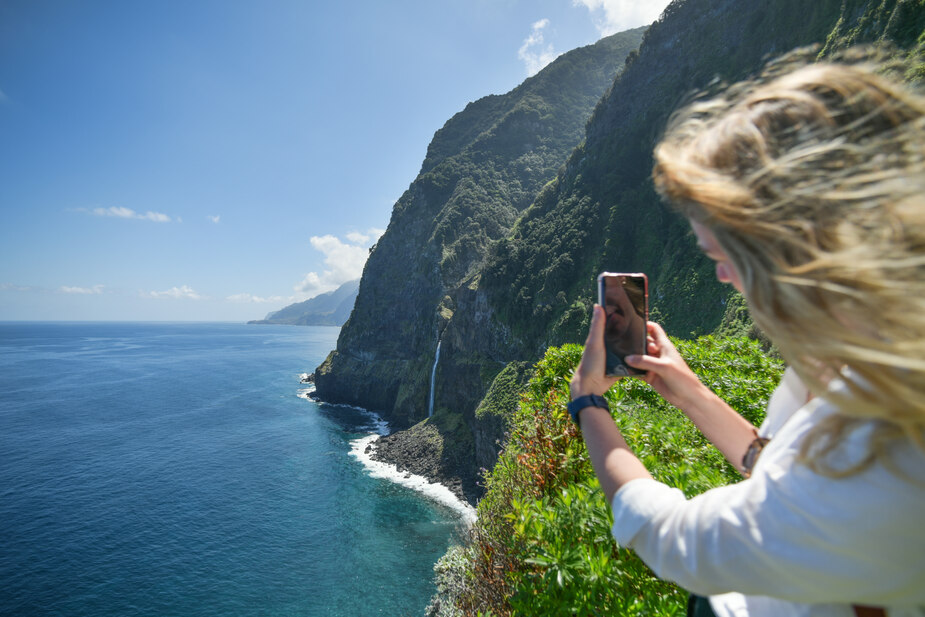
[610, 368, 925, 617]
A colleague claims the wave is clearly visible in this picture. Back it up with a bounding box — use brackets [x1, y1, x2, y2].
[296, 385, 316, 399]
[301, 381, 473, 523]
[350, 434, 477, 526]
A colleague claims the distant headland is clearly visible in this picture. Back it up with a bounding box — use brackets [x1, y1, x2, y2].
[248, 279, 359, 326]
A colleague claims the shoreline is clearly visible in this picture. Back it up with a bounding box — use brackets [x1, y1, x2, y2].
[350, 434, 476, 525]
[299, 380, 476, 526]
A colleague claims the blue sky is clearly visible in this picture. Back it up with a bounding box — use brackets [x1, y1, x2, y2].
[0, 0, 670, 322]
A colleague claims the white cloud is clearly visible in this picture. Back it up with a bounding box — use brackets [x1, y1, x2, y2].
[0, 283, 39, 292]
[293, 230, 383, 297]
[518, 18, 560, 77]
[0, 88, 8, 103]
[59, 285, 104, 295]
[573, 0, 672, 36]
[208, 215, 221, 224]
[226, 293, 287, 304]
[90, 206, 172, 223]
[345, 227, 386, 245]
[141, 285, 204, 300]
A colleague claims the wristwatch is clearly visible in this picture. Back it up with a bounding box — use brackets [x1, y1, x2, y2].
[567, 394, 610, 425]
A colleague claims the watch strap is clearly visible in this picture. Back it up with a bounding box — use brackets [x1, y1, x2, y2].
[567, 394, 609, 425]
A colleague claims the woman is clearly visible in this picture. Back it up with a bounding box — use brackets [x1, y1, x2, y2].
[569, 47, 925, 617]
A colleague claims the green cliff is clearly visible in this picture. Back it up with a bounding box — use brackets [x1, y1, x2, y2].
[479, 0, 925, 353]
[314, 28, 647, 501]
[316, 0, 925, 505]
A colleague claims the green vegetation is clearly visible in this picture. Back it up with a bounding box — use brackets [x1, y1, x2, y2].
[480, 0, 925, 358]
[317, 27, 648, 428]
[318, 5, 925, 601]
[320, 0, 924, 478]
[430, 337, 783, 616]
[475, 361, 534, 421]
[822, 0, 925, 56]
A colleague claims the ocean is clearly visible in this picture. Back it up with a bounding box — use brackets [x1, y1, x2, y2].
[0, 322, 469, 617]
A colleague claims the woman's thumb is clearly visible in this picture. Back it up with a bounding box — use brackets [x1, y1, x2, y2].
[585, 304, 605, 349]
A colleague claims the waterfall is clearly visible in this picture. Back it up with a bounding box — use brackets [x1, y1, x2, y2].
[428, 339, 442, 417]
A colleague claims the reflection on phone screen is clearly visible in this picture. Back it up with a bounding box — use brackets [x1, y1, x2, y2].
[602, 275, 647, 377]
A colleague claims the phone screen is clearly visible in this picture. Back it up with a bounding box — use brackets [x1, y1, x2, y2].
[598, 273, 648, 377]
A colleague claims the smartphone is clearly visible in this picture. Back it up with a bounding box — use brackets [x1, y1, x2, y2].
[598, 272, 649, 377]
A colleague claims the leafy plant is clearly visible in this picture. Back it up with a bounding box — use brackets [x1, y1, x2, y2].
[429, 336, 784, 616]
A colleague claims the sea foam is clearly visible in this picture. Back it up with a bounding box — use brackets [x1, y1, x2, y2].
[297, 386, 316, 399]
[301, 378, 475, 524]
[350, 434, 477, 526]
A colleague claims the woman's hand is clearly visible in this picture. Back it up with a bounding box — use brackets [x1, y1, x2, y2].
[625, 321, 706, 410]
[627, 321, 758, 469]
[570, 305, 620, 399]
[571, 305, 653, 500]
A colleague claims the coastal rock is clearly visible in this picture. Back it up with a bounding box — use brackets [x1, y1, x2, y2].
[314, 29, 648, 501]
[370, 420, 475, 505]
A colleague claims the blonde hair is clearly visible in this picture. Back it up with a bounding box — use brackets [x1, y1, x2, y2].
[653, 47, 925, 476]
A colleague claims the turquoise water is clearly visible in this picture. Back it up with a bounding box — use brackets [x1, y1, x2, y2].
[0, 322, 464, 616]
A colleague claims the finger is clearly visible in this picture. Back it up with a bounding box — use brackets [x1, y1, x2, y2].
[625, 353, 670, 372]
[574, 305, 617, 394]
[576, 305, 603, 373]
[647, 321, 679, 357]
[584, 304, 606, 351]
[647, 321, 670, 344]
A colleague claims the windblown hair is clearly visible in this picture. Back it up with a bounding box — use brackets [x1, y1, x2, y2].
[653, 46, 925, 476]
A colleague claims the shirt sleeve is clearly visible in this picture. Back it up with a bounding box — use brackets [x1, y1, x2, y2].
[610, 432, 925, 606]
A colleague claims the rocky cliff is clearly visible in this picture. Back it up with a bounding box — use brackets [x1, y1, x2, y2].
[314, 29, 646, 501]
[317, 0, 925, 505]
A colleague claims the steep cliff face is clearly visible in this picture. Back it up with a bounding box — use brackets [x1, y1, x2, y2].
[459, 0, 923, 501]
[479, 0, 925, 358]
[479, 0, 851, 355]
[314, 29, 647, 432]
[317, 0, 925, 505]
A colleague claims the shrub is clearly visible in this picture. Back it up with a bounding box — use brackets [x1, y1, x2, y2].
[430, 336, 784, 616]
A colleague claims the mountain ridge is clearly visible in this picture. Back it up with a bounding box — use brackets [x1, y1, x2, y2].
[314, 28, 647, 502]
[248, 279, 359, 326]
[315, 0, 925, 506]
